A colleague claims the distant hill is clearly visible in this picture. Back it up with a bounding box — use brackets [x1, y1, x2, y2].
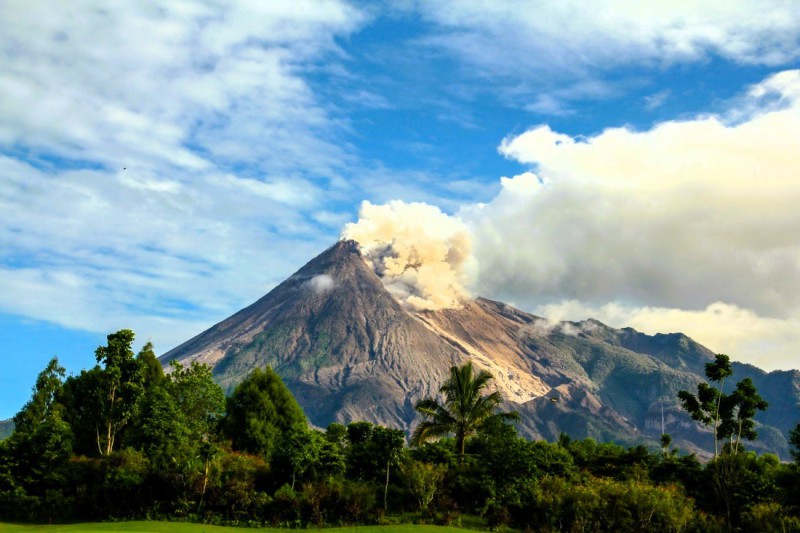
[0, 419, 13, 440]
[163, 240, 800, 459]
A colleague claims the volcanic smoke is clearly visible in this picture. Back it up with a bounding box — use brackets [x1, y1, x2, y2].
[341, 201, 475, 311]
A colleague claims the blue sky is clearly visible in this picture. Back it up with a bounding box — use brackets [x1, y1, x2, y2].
[2, 1, 800, 419]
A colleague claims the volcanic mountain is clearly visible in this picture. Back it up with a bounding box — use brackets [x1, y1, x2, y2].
[162, 240, 800, 459]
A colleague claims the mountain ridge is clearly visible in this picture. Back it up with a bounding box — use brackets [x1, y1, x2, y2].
[162, 240, 800, 459]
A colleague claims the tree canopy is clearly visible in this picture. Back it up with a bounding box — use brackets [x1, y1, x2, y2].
[222, 366, 307, 458]
[411, 361, 518, 455]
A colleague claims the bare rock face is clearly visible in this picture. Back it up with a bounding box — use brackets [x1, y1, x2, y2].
[162, 240, 800, 459]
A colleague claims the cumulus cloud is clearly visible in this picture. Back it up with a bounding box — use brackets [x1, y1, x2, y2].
[341, 201, 475, 311]
[485, 69, 800, 318]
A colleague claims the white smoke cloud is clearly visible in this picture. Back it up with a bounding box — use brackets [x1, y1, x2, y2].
[341, 201, 475, 311]
[306, 274, 335, 294]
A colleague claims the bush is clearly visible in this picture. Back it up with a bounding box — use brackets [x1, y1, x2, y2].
[513, 476, 698, 532]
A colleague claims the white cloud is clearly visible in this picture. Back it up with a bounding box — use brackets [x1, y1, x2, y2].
[306, 274, 336, 294]
[0, 0, 367, 351]
[420, 1, 800, 70]
[0, 0, 364, 173]
[416, 1, 800, 112]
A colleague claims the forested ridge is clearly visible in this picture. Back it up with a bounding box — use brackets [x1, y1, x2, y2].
[1, 330, 799, 532]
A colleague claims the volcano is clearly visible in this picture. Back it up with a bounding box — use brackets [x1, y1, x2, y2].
[162, 240, 800, 459]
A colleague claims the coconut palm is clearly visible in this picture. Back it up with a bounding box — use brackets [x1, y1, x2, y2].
[410, 361, 518, 455]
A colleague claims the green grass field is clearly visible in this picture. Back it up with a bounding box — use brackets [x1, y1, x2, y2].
[0, 523, 476, 533]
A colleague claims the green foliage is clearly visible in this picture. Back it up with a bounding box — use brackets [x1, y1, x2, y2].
[2, 329, 798, 529]
[411, 361, 518, 455]
[660, 432, 672, 453]
[516, 476, 698, 532]
[94, 329, 145, 455]
[789, 422, 800, 464]
[0, 358, 73, 521]
[400, 458, 446, 512]
[137, 341, 164, 389]
[679, 354, 768, 459]
[222, 366, 307, 459]
[718, 377, 768, 453]
[59, 366, 104, 456]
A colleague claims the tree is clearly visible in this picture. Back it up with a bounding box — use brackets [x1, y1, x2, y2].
[277, 427, 320, 490]
[222, 367, 306, 459]
[789, 423, 800, 464]
[717, 378, 768, 454]
[400, 458, 446, 512]
[0, 358, 72, 520]
[371, 426, 405, 511]
[411, 361, 518, 456]
[660, 433, 672, 457]
[94, 329, 145, 455]
[678, 354, 732, 459]
[166, 361, 225, 443]
[137, 341, 164, 390]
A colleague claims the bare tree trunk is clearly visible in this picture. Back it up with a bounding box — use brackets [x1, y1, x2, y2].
[384, 459, 390, 511]
[105, 386, 117, 455]
[713, 378, 726, 459]
[198, 457, 210, 512]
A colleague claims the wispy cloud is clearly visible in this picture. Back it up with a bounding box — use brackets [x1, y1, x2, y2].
[413, 1, 800, 111]
[0, 0, 367, 350]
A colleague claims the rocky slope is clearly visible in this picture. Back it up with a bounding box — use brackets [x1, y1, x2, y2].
[162, 240, 800, 459]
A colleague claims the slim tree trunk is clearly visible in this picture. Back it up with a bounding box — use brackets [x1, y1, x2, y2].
[198, 457, 210, 512]
[735, 419, 744, 455]
[105, 386, 117, 455]
[384, 459, 390, 511]
[713, 377, 726, 459]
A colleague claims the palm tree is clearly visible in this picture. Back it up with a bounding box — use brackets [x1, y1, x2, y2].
[410, 361, 518, 455]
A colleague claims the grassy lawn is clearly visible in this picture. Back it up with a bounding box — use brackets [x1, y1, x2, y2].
[0, 523, 477, 533]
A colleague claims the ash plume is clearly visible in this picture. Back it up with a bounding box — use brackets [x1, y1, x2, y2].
[341, 201, 475, 311]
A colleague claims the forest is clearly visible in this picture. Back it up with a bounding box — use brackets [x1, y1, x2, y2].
[1, 329, 799, 532]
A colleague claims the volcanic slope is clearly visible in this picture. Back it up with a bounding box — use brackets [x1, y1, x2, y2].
[163, 240, 483, 428]
[162, 240, 800, 458]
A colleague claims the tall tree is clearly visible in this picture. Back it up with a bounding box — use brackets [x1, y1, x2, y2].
[137, 341, 164, 390]
[718, 377, 768, 454]
[12, 358, 66, 436]
[678, 353, 733, 459]
[222, 367, 307, 459]
[0, 358, 72, 520]
[411, 361, 518, 456]
[166, 361, 225, 443]
[371, 426, 405, 511]
[94, 329, 145, 455]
